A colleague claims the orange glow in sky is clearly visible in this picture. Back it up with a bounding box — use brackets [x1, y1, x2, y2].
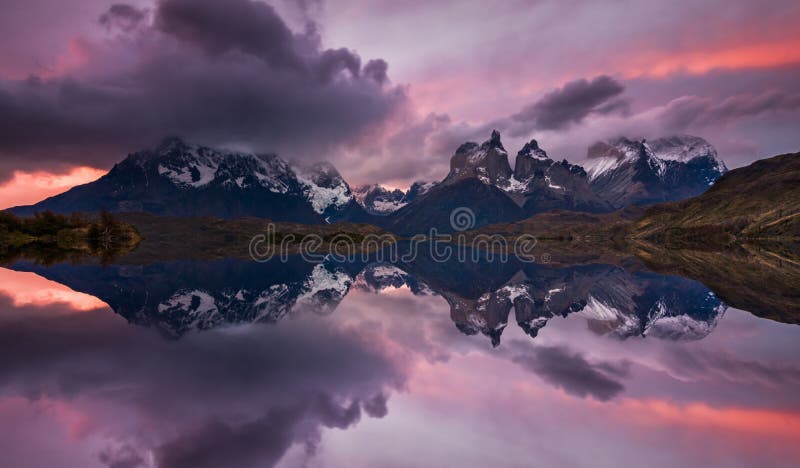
[620, 397, 800, 442]
[0, 166, 106, 210]
[624, 39, 800, 78]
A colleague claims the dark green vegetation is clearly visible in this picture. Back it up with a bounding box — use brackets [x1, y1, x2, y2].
[0, 210, 140, 264]
[113, 212, 393, 263]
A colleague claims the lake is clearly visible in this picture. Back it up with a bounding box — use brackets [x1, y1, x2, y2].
[0, 249, 798, 467]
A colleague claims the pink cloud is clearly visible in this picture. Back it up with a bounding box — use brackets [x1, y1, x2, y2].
[0, 166, 106, 209]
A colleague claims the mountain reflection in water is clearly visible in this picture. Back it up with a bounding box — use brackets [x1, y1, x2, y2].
[9, 253, 728, 344]
[0, 249, 799, 468]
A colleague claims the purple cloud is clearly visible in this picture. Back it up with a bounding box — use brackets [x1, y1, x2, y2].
[0, 0, 407, 182]
[511, 75, 629, 132]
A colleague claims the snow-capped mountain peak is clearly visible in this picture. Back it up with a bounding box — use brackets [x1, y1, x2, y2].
[295, 162, 354, 215]
[116, 137, 364, 220]
[352, 184, 407, 215]
[583, 138, 648, 181]
[582, 135, 728, 208]
[649, 135, 728, 173]
[150, 137, 297, 193]
[584, 135, 726, 182]
[352, 180, 439, 215]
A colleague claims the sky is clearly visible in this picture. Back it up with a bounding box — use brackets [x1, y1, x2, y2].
[1, 0, 800, 206]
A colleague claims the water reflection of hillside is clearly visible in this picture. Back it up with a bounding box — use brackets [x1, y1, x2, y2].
[7, 245, 749, 346]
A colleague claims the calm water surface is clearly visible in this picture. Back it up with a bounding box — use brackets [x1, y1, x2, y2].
[0, 255, 798, 468]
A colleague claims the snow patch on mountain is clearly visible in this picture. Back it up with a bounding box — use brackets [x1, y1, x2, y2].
[583, 139, 643, 181]
[580, 295, 623, 321]
[411, 181, 437, 196]
[579, 295, 641, 337]
[297, 173, 352, 214]
[158, 289, 218, 315]
[157, 145, 220, 188]
[499, 284, 530, 302]
[583, 135, 726, 182]
[545, 287, 564, 302]
[544, 175, 564, 190]
[498, 175, 529, 193]
[253, 284, 293, 321]
[251, 155, 293, 193]
[649, 135, 727, 172]
[295, 264, 353, 312]
[295, 163, 354, 215]
[645, 307, 726, 341]
[372, 199, 407, 213]
[371, 265, 406, 278]
[584, 156, 623, 181]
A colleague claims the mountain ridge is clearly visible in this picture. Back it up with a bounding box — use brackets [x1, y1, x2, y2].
[8, 132, 728, 234]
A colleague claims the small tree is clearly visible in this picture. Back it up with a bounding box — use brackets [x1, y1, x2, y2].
[93, 211, 120, 250]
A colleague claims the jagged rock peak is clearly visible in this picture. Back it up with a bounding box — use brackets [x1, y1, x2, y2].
[517, 138, 549, 160]
[455, 141, 479, 155]
[455, 130, 506, 155]
[513, 138, 553, 181]
[447, 130, 513, 185]
[484, 129, 505, 151]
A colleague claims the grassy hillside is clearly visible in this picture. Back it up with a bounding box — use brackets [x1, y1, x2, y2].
[631, 240, 800, 323]
[468, 152, 799, 247]
[632, 152, 800, 242]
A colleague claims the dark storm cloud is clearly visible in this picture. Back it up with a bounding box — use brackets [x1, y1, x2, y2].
[155, 409, 306, 468]
[509, 342, 630, 401]
[363, 59, 389, 85]
[155, 395, 367, 468]
[155, 0, 305, 70]
[98, 444, 147, 468]
[99, 4, 148, 31]
[315, 47, 362, 82]
[511, 75, 628, 132]
[658, 90, 800, 132]
[0, 0, 407, 181]
[362, 392, 389, 417]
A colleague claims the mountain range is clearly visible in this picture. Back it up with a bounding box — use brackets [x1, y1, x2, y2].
[9, 132, 728, 233]
[10, 138, 371, 224]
